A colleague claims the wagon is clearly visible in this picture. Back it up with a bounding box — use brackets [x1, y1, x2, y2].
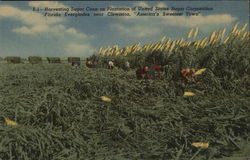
[28, 56, 42, 64]
[47, 57, 61, 63]
[68, 57, 81, 66]
[5, 56, 21, 64]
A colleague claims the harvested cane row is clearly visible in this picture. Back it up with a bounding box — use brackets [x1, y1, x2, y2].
[0, 62, 249, 159]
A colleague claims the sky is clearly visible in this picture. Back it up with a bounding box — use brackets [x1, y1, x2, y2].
[0, 1, 249, 58]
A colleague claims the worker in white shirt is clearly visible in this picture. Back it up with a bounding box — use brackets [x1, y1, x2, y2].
[124, 61, 130, 72]
[108, 60, 114, 69]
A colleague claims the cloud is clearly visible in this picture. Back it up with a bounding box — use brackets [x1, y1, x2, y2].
[0, 2, 96, 57]
[29, 1, 68, 9]
[160, 13, 237, 28]
[155, 2, 168, 8]
[65, 44, 96, 56]
[133, 2, 150, 8]
[185, 14, 236, 27]
[0, 5, 63, 25]
[0, 2, 92, 39]
[13, 25, 49, 35]
[13, 24, 88, 39]
[109, 2, 237, 38]
[113, 23, 160, 38]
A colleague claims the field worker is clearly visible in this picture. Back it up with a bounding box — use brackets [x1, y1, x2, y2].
[93, 59, 98, 68]
[72, 61, 80, 67]
[143, 66, 150, 79]
[150, 65, 163, 78]
[86, 58, 93, 68]
[180, 68, 196, 83]
[136, 66, 148, 79]
[136, 67, 144, 79]
[108, 60, 114, 69]
[147, 67, 156, 79]
[124, 61, 130, 72]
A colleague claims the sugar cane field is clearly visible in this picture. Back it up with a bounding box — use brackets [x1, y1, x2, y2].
[0, 23, 250, 160]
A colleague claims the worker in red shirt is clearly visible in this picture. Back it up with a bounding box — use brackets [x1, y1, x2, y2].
[136, 66, 149, 79]
[149, 65, 163, 78]
[136, 65, 164, 79]
[180, 68, 196, 83]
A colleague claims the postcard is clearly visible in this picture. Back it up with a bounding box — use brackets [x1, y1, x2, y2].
[0, 0, 249, 159]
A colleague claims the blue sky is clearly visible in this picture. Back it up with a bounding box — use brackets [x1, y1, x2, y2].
[0, 1, 249, 58]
